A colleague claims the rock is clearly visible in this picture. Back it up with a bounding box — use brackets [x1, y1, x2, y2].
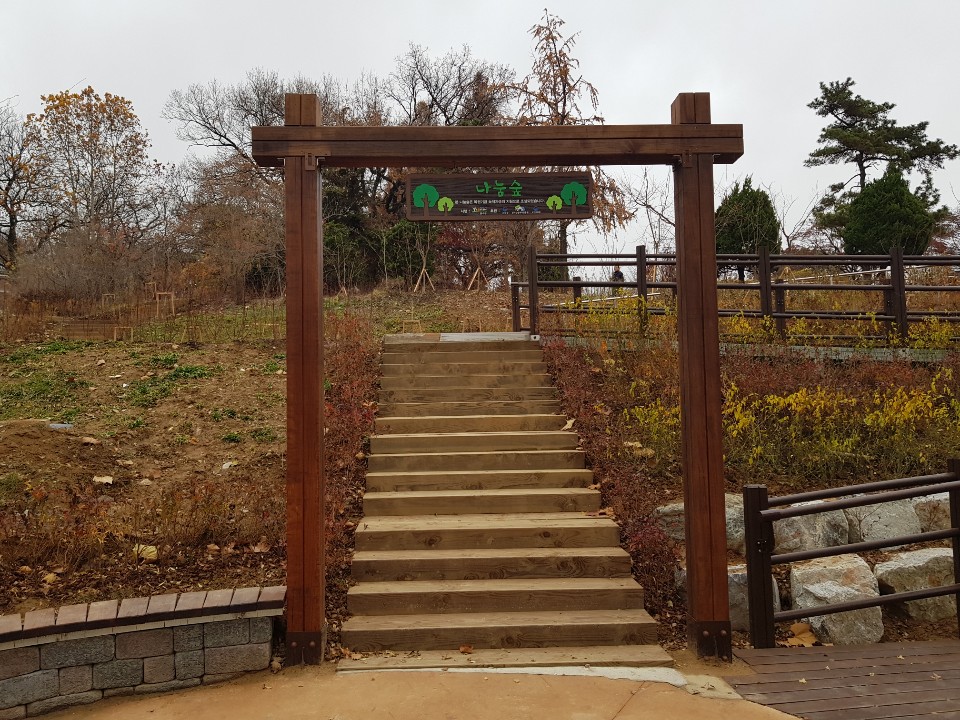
[874, 548, 957, 621]
[655, 494, 745, 553]
[774, 501, 848, 554]
[727, 564, 779, 632]
[912, 493, 951, 533]
[845, 498, 920, 546]
[675, 564, 778, 632]
[790, 554, 883, 645]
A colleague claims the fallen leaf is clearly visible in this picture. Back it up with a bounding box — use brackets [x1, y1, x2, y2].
[96, 359, 106, 366]
[798, 678, 807, 684]
[897, 655, 905, 660]
[222, 461, 238, 470]
[116, 460, 134, 467]
[81, 436, 101, 445]
[355, 451, 366, 460]
[133, 544, 158, 563]
[459, 645, 473, 654]
[562, 418, 575, 431]
[43, 572, 58, 584]
[93, 475, 114, 485]
[932, 673, 942, 680]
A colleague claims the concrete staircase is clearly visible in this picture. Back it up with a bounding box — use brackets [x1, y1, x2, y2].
[340, 332, 671, 669]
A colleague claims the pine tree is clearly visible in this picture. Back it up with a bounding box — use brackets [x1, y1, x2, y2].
[715, 177, 780, 280]
[843, 168, 934, 256]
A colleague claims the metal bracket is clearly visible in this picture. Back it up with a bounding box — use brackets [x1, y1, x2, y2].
[304, 154, 318, 171]
[689, 619, 733, 661]
[287, 626, 327, 665]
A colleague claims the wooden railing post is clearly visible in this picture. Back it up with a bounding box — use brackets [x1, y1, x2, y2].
[889, 246, 909, 339]
[527, 244, 540, 337]
[758, 247, 773, 326]
[637, 245, 648, 301]
[671, 92, 731, 659]
[949, 458, 960, 640]
[283, 93, 325, 664]
[572, 276, 582, 306]
[774, 279, 786, 338]
[743, 485, 776, 649]
[636, 245, 649, 333]
[510, 279, 521, 332]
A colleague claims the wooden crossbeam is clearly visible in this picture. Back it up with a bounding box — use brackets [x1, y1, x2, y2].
[252, 124, 744, 168]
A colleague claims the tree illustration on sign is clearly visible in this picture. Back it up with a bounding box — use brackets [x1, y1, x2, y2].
[437, 197, 454, 213]
[412, 183, 440, 216]
[546, 195, 563, 211]
[560, 181, 588, 214]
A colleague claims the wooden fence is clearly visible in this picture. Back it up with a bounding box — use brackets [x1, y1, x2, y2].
[510, 246, 960, 342]
[742, 461, 960, 649]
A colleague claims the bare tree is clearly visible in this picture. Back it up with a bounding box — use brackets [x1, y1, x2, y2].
[387, 44, 514, 127]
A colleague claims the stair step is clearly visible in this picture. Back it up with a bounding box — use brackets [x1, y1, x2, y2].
[382, 350, 544, 364]
[340, 609, 659, 652]
[365, 468, 595, 492]
[379, 387, 557, 403]
[337, 644, 675, 671]
[367, 449, 586, 473]
[351, 547, 633, 581]
[363, 488, 600, 516]
[381, 361, 548, 376]
[375, 414, 567, 434]
[380, 374, 552, 390]
[370, 431, 578, 454]
[355, 513, 620, 551]
[382, 336, 538, 354]
[348, 578, 644, 615]
[377, 400, 562, 417]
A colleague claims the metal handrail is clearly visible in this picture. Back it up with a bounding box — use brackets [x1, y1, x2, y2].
[743, 459, 960, 648]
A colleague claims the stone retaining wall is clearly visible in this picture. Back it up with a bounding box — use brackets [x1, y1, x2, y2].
[0, 586, 285, 718]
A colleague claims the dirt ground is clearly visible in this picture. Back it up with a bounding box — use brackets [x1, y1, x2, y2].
[0, 341, 290, 615]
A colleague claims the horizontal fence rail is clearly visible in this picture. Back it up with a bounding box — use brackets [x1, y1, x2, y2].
[509, 246, 960, 342]
[743, 459, 960, 649]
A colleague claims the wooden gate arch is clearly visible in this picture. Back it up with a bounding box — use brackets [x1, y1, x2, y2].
[252, 92, 743, 663]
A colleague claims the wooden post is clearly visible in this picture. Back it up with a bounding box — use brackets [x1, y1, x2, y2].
[774, 279, 787, 338]
[889, 247, 909, 339]
[283, 94, 326, 664]
[743, 485, 776, 648]
[671, 92, 732, 659]
[948, 458, 960, 640]
[573, 276, 582, 305]
[758, 247, 773, 324]
[510, 280, 521, 332]
[636, 245, 648, 302]
[527, 244, 540, 337]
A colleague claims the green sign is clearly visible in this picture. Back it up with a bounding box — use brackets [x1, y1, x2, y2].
[406, 172, 593, 221]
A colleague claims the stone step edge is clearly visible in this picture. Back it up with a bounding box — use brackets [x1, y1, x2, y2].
[0, 586, 286, 647]
[336, 645, 675, 671]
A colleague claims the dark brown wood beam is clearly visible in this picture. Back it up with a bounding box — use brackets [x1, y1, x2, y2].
[252, 124, 743, 168]
[671, 92, 732, 660]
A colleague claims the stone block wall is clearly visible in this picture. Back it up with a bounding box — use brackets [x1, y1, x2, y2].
[0, 587, 285, 718]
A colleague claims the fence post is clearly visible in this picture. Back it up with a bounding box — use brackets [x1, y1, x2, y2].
[758, 247, 773, 324]
[743, 484, 776, 648]
[636, 245, 648, 301]
[773, 279, 786, 338]
[636, 245, 648, 332]
[573, 276, 582, 306]
[510, 280, 521, 332]
[949, 458, 960, 640]
[527, 244, 540, 337]
[889, 246, 909, 340]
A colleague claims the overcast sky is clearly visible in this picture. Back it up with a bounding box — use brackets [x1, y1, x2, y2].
[5, 0, 960, 250]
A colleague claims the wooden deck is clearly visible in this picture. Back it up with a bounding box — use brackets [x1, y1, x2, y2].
[728, 641, 960, 720]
